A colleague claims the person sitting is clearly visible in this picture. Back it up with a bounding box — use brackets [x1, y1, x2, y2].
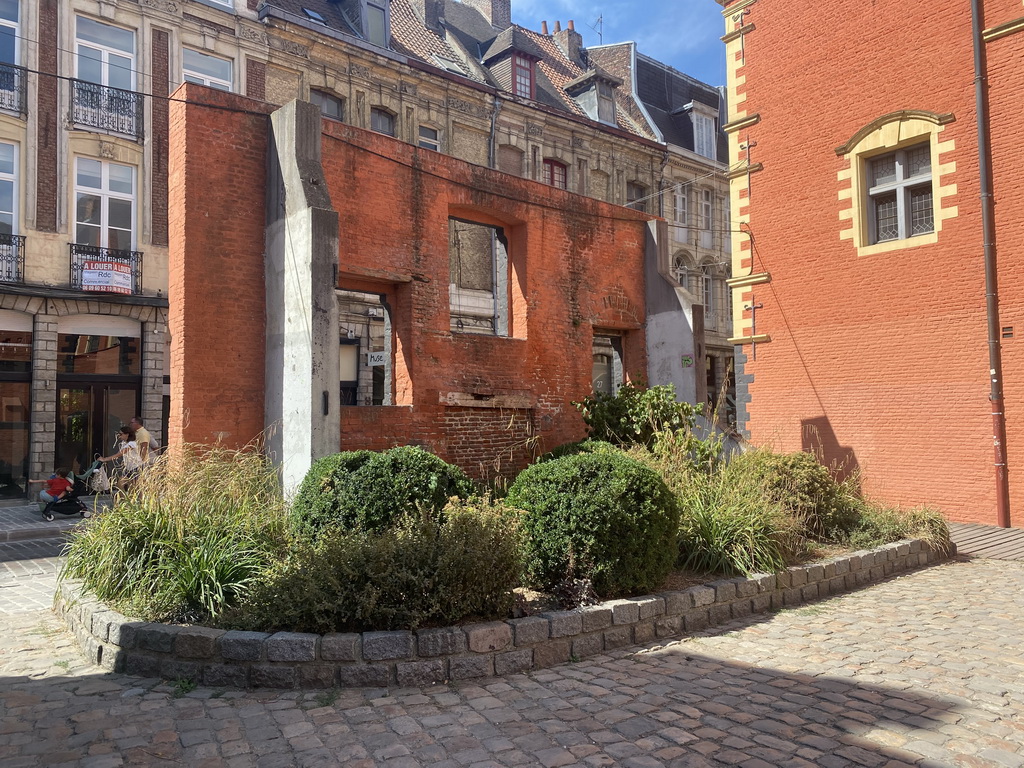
[29, 468, 74, 505]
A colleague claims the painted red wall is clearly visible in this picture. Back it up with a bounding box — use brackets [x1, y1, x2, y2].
[722, 0, 1024, 525]
[169, 87, 652, 479]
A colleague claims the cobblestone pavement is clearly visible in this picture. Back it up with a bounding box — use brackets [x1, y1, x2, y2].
[2, 557, 1023, 767]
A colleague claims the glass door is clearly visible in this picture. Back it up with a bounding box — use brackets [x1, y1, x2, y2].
[57, 383, 138, 475]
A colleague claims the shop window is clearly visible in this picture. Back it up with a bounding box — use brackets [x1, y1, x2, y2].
[58, 334, 140, 375]
[449, 218, 508, 336]
[338, 290, 392, 406]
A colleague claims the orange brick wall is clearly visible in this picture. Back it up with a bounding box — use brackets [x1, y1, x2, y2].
[722, 0, 1024, 525]
[169, 88, 651, 478]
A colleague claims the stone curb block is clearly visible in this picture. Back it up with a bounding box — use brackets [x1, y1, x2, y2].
[55, 537, 951, 690]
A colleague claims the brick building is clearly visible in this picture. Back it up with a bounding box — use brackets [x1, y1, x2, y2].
[0, 0, 727, 496]
[170, 89, 676, 487]
[717, 0, 1024, 525]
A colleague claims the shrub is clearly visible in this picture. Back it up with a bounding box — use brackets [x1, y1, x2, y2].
[841, 504, 952, 553]
[289, 446, 475, 535]
[575, 383, 702, 448]
[60, 445, 287, 623]
[505, 452, 679, 597]
[535, 439, 621, 463]
[675, 469, 804, 576]
[234, 497, 524, 633]
[725, 449, 860, 539]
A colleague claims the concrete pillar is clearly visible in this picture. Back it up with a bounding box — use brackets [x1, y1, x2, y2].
[30, 314, 58, 483]
[265, 100, 341, 492]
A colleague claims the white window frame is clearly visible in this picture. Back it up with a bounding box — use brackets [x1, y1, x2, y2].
[702, 267, 715, 328]
[182, 48, 233, 91]
[867, 143, 934, 244]
[673, 190, 687, 225]
[418, 125, 440, 151]
[0, 141, 17, 237]
[74, 157, 136, 251]
[700, 189, 713, 230]
[0, 0, 19, 67]
[75, 16, 135, 91]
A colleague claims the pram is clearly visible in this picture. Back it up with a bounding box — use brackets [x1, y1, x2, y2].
[40, 459, 103, 522]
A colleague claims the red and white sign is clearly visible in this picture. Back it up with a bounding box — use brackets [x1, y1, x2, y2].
[81, 260, 133, 295]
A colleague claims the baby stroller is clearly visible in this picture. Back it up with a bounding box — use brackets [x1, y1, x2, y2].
[40, 460, 102, 522]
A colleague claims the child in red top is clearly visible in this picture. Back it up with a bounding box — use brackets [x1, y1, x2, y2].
[29, 468, 74, 504]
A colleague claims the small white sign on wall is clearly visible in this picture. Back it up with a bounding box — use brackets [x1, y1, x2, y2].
[367, 351, 386, 367]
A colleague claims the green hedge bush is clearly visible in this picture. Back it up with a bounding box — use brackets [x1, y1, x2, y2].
[505, 451, 679, 596]
[234, 497, 524, 633]
[289, 446, 475, 536]
[535, 439, 621, 463]
[574, 383, 701, 448]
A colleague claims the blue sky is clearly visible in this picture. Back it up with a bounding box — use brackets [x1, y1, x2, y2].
[511, 0, 727, 87]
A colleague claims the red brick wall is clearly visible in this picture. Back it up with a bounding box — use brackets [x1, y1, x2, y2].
[35, 0, 58, 232]
[167, 86, 274, 448]
[169, 88, 651, 478]
[722, 0, 1024, 525]
[151, 30, 170, 247]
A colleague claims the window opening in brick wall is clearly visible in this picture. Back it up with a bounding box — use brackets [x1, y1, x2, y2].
[449, 218, 509, 336]
[592, 334, 623, 394]
[867, 142, 933, 244]
[338, 290, 392, 406]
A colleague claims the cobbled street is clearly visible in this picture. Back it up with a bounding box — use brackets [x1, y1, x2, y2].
[2, 543, 1023, 768]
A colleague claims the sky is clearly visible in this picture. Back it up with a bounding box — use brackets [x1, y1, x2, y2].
[510, 0, 727, 87]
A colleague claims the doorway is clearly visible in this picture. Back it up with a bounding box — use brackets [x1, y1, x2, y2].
[56, 383, 138, 474]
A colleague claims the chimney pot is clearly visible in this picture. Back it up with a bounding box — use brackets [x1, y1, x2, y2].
[554, 20, 561, 32]
[568, 19, 575, 30]
[541, 20, 548, 34]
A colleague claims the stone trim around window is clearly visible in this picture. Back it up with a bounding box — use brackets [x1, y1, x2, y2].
[836, 113, 958, 257]
[55, 538, 952, 689]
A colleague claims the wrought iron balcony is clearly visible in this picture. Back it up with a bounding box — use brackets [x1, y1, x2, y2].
[71, 80, 144, 138]
[69, 243, 143, 295]
[0, 64, 26, 114]
[0, 234, 25, 283]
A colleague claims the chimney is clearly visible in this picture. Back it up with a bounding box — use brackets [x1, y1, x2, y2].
[462, 0, 512, 30]
[553, 20, 561, 32]
[554, 20, 584, 65]
[410, 0, 441, 31]
[541, 20, 548, 34]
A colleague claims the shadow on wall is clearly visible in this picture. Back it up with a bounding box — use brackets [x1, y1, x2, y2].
[802, 416, 860, 483]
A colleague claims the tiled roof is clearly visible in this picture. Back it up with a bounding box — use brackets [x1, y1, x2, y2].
[390, 0, 468, 71]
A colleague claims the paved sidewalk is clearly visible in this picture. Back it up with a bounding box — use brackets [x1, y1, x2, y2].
[0, 497, 110, 543]
[1, 556, 1023, 767]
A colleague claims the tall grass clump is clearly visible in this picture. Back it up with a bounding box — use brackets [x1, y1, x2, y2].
[61, 444, 287, 623]
[234, 497, 524, 633]
[840, 504, 952, 553]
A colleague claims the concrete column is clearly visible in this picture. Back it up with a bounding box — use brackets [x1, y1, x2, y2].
[30, 314, 58, 483]
[265, 100, 341, 492]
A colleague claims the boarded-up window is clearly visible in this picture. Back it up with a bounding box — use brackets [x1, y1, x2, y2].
[449, 218, 508, 335]
[498, 145, 524, 176]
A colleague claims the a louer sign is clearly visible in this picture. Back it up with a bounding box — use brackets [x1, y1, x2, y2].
[82, 260, 132, 295]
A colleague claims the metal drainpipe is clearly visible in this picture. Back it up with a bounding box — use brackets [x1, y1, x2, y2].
[971, 0, 1011, 527]
[488, 95, 503, 169]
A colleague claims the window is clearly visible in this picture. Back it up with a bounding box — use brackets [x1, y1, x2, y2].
[303, 7, 326, 24]
[694, 112, 716, 160]
[418, 125, 440, 151]
[597, 82, 616, 125]
[513, 53, 533, 99]
[700, 189, 713, 229]
[672, 254, 691, 291]
[449, 218, 508, 336]
[370, 107, 395, 137]
[182, 48, 232, 91]
[702, 268, 715, 329]
[592, 335, 623, 394]
[626, 182, 647, 212]
[0, 0, 21, 112]
[0, 141, 15, 236]
[76, 17, 134, 92]
[543, 159, 567, 189]
[74, 158, 135, 251]
[310, 89, 344, 121]
[868, 143, 933, 243]
[673, 190, 687, 225]
[365, 1, 388, 47]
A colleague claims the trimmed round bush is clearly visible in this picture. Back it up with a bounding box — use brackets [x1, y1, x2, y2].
[289, 446, 475, 535]
[505, 452, 679, 597]
[235, 498, 524, 633]
[535, 439, 620, 463]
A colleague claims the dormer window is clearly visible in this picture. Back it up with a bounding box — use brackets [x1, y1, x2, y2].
[684, 101, 718, 160]
[336, 0, 389, 48]
[597, 82, 615, 124]
[564, 69, 622, 127]
[513, 53, 533, 99]
[365, 1, 387, 47]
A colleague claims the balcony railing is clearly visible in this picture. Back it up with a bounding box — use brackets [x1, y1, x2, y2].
[0, 234, 25, 283]
[0, 64, 26, 114]
[70, 244, 142, 295]
[71, 80, 144, 138]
